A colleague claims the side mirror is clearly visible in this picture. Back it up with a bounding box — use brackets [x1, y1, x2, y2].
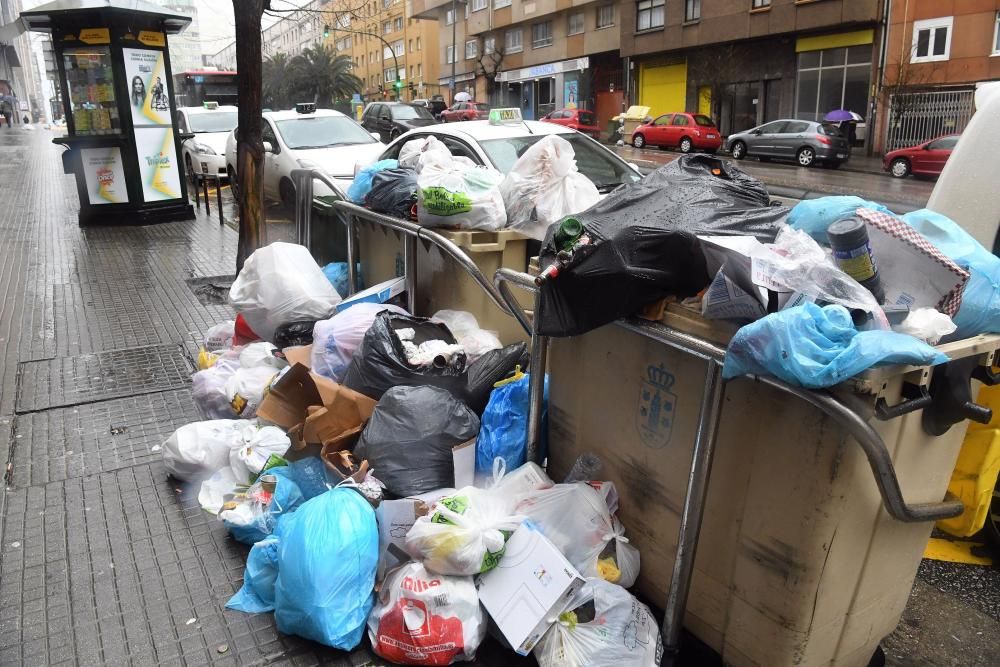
[371, 131, 382, 140]
[751, 128, 762, 135]
[263, 141, 274, 153]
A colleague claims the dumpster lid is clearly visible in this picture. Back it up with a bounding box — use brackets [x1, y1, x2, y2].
[21, 0, 192, 34]
[613, 105, 651, 121]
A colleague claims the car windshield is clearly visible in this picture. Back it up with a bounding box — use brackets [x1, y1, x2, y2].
[188, 111, 238, 133]
[475, 103, 490, 111]
[393, 105, 434, 120]
[818, 123, 843, 136]
[693, 114, 715, 127]
[480, 134, 641, 192]
[275, 115, 377, 149]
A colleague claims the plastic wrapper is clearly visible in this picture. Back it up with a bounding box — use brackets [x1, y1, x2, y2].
[275, 488, 378, 649]
[192, 350, 242, 420]
[229, 242, 342, 341]
[355, 385, 480, 498]
[161, 418, 248, 481]
[227, 422, 291, 483]
[348, 158, 399, 203]
[226, 537, 281, 613]
[533, 578, 662, 667]
[311, 303, 408, 382]
[366, 167, 419, 219]
[239, 342, 287, 370]
[893, 308, 956, 345]
[220, 467, 304, 545]
[499, 135, 601, 241]
[722, 303, 949, 388]
[198, 467, 240, 515]
[405, 486, 524, 575]
[536, 155, 787, 337]
[223, 366, 280, 418]
[203, 320, 235, 352]
[273, 321, 316, 348]
[514, 483, 640, 588]
[431, 310, 502, 362]
[786, 195, 891, 243]
[367, 562, 487, 665]
[416, 156, 507, 231]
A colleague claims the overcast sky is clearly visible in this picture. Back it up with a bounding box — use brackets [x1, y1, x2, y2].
[197, 0, 314, 56]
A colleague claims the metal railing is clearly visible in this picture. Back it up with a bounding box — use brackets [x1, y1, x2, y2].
[886, 89, 975, 152]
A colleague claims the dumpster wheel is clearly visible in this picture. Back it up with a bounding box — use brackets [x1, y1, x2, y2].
[982, 476, 1000, 555]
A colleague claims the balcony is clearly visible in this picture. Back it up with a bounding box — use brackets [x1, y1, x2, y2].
[410, 0, 452, 20]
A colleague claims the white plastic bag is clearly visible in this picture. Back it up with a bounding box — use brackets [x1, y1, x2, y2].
[229, 242, 342, 340]
[198, 467, 240, 515]
[239, 342, 287, 370]
[204, 320, 235, 351]
[192, 350, 242, 419]
[514, 483, 640, 588]
[405, 487, 524, 575]
[499, 135, 600, 241]
[416, 159, 507, 231]
[367, 562, 486, 665]
[431, 310, 502, 362]
[223, 366, 279, 418]
[534, 579, 662, 667]
[161, 419, 249, 481]
[311, 302, 408, 381]
[228, 422, 291, 483]
[893, 307, 957, 345]
[399, 136, 453, 172]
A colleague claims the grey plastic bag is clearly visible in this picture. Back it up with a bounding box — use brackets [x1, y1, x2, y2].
[355, 385, 480, 497]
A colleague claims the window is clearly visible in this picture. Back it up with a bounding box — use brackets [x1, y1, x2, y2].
[409, 65, 414, 78]
[671, 114, 689, 126]
[505, 28, 523, 53]
[652, 115, 672, 126]
[684, 0, 700, 21]
[393, 39, 404, 56]
[417, 37, 422, 51]
[383, 20, 392, 34]
[484, 36, 496, 54]
[693, 114, 715, 127]
[912, 17, 952, 62]
[995, 12, 1000, 55]
[568, 12, 585, 35]
[418, 63, 422, 77]
[494, 0, 511, 7]
[336, 14, 350, 28]
[479, 134, 641, 190]
[795, 45, 872, 122]
[636, 0, 664, 31]
[446, 8, 455, 24]
[409, 39, 413, 53]
[466, 39, 478, 59]
[751, 0, 770, 8]
[532, 21, 553, 48]
[384, 67, 403, 82]
[471, 0, 488, 11]
[446, 44, 456, 63]
[928, 136, 959, 150]
[758, 121, 787, 134]
[597, 5, 614, 28]
[783, 121, 810, 133]
[394, 16, 404, 31]
[384, 45, 393, 58]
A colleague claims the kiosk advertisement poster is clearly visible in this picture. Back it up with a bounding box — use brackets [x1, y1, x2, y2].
[123, 48, 172, 126]
[81, 147, 128, 204]
[135, 127, 182, 201]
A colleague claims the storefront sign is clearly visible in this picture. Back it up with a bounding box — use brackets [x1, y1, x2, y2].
[496, 57, 589, 83]
[135, 127, 182, 202]
[78, 28, 110, 45]
[81, 147, 128, 204]
[123, 48, 173, 126]
[137, 31, 166, 47]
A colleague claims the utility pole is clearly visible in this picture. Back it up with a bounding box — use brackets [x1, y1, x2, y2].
[234, 0, 269, 273]
[450, 0, 456, 103]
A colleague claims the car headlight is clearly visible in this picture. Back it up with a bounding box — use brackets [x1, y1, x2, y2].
[191, 142, 216, 155]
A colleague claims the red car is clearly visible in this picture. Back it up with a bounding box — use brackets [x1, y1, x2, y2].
[440, 102, 490, 122]
[631, 112, 722, 153]
[883, 134, 959, 178]
[541, 108, 601, 139]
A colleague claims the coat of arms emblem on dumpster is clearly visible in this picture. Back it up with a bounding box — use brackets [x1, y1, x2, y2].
[637, 363, 676, 448]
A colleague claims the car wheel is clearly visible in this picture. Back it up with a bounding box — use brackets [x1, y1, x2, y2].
[185, 153, 194, 178]
[227, 166, 238, 196]
[632, 133, 646, 149]
[730, 141, 746, 160]
[679, 137, 693, 153]
[890, 157, 911, 178]
[279, 178, 296, 208]
[797, 147, 816, 167]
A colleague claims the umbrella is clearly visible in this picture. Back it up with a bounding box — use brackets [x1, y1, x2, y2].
[824, 109, 864, 122]
[454, 91, 472, 102]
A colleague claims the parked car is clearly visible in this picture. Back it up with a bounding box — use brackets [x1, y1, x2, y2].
[883, 134, 959, 178]
[726, 119, 851, 167]
[439, 101, 490, 123]
[412, 97, 448, 118]
[631, 112, 721, 153]
[225, 104, 385, 204]
[540, 108, 602, 140]
[361, 102, 437, 143]
[176, 103, 239, 180]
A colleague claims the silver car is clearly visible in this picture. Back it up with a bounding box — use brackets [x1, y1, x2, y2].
[726, 119, 851, 168]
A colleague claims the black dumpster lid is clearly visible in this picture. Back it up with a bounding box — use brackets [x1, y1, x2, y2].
[20, 0, 192, 34]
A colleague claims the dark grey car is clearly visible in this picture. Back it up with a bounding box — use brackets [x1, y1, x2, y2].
[361, 102, 437, 143]
[725, 119, 851, 168]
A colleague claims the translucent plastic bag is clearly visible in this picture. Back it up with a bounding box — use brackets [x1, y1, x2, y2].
[534, 579, 662, 667]
[416, 159, 507, 231]
[229, 242, 342, 341]
[311, 303, 408, 382]
[348, 159, 399, 203]
[367, 562, 487, 665]
[224, 366, 280, 418]
[499, 135, 600, 241]
[161, 419, 248, 481]
[431, 310, 502, 362]
[722, 303, 949, 388]
[322, 262, 365, 298]
[227, 537, 281, 613]
[399, 135, 453, 172]
[893, 308, 956, 345]
[192, 350, 242, 420]
[514, 483, 640, 587]
[198, 466, 240, 515]
[203, 320, 235, 352]
[405, 486, 524, 575]
[475, 370, 530, 475]
[221, 467, 304, 544]
[239, 342, 287, 370]
[228, 422, 291, 483]
[275, 488, 379, 649]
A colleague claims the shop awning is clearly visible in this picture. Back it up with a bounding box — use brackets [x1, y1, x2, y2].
[20, 0, 192, 34]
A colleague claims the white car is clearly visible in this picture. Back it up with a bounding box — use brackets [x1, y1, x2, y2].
[177, 104, 238, 180]
[377, 117, 642, 193]
[225, 105, 385, 204]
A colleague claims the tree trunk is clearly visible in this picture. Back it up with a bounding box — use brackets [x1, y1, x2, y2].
[234, 0, 268, 274]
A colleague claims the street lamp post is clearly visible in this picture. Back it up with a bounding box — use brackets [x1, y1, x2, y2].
[450, 0, 466, 103]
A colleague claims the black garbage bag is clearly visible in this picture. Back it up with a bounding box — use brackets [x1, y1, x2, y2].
[536, 154, 788, 336]
[342, 311, 468, 400]
[272, 320, 316, 348]
[365, 168, 418, 219]
[462, 342, 529, 415]
[355, 385, 480, 497]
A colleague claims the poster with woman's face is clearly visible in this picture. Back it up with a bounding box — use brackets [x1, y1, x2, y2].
[123, 48, 172, 126]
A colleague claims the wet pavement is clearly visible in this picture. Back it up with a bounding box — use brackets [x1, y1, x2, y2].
[0, 126, 998, 666]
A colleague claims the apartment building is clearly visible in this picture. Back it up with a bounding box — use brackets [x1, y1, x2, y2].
[875, 0, 1000, 153]
[326, 0, 441, 102]
[413, 0, 623, 125]
[0, 0, 40, 121]
[621, 0, 882, 142]
[209, 1, 325, 72]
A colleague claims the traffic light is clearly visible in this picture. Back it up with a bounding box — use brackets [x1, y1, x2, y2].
[394, 76, 403, 91]
[323, 24, 330, 38]
[408, 81, 414, 93]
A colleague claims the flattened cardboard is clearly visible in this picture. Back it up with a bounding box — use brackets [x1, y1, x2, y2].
[375, 489, 453, 581]
[282, 344, 313, 369]
[256, 364, 321, 430]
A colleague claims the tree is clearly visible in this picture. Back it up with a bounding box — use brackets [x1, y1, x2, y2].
[475, 42, 504, 103]
[287, 45, 362, 106]
[262, 52, 293, 109]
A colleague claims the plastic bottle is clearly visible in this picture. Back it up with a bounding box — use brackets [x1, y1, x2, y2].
[562, 453, 603, 483]
[827, 216, 885, 303]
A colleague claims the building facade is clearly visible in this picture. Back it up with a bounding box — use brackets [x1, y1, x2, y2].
[874, 0, 1000, 153]
[209, 1, 326, 73]
[159, 0, 204, 74]
[1, 0, 40, 122]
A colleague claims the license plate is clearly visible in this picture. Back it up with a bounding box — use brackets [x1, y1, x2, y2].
[707, 134, 717, 138]
[836, 153, 846, 158]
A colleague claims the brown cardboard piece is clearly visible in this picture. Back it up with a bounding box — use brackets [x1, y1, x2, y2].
[282, 344, 313, 369]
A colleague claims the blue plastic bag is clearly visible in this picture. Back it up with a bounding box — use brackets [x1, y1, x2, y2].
[222, 468, 304, 545]
[901, 209, 1000, 339]
[226, 537, 280, 613]
[274, 488, 378, 649]
[322, 262, 365, 298]
[787, 196, 891, 243]
[282, 456, 333, 500]
[346, 159, 398, 203]
[475, 371, 548, 474]
[723, 303, 949, 388]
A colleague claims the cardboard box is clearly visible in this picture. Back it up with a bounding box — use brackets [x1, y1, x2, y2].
[477, 522, 586, 655]
[452, 438, 476, 490]
[336, 276, 406, 312]
[281, 344, 313, 369]
[375, 489, 454, 581]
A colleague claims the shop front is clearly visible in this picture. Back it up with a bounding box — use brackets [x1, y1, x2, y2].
[494, 57, 589, 121]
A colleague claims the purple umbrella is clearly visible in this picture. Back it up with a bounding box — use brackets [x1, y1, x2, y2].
[824, 109, 864, 122]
